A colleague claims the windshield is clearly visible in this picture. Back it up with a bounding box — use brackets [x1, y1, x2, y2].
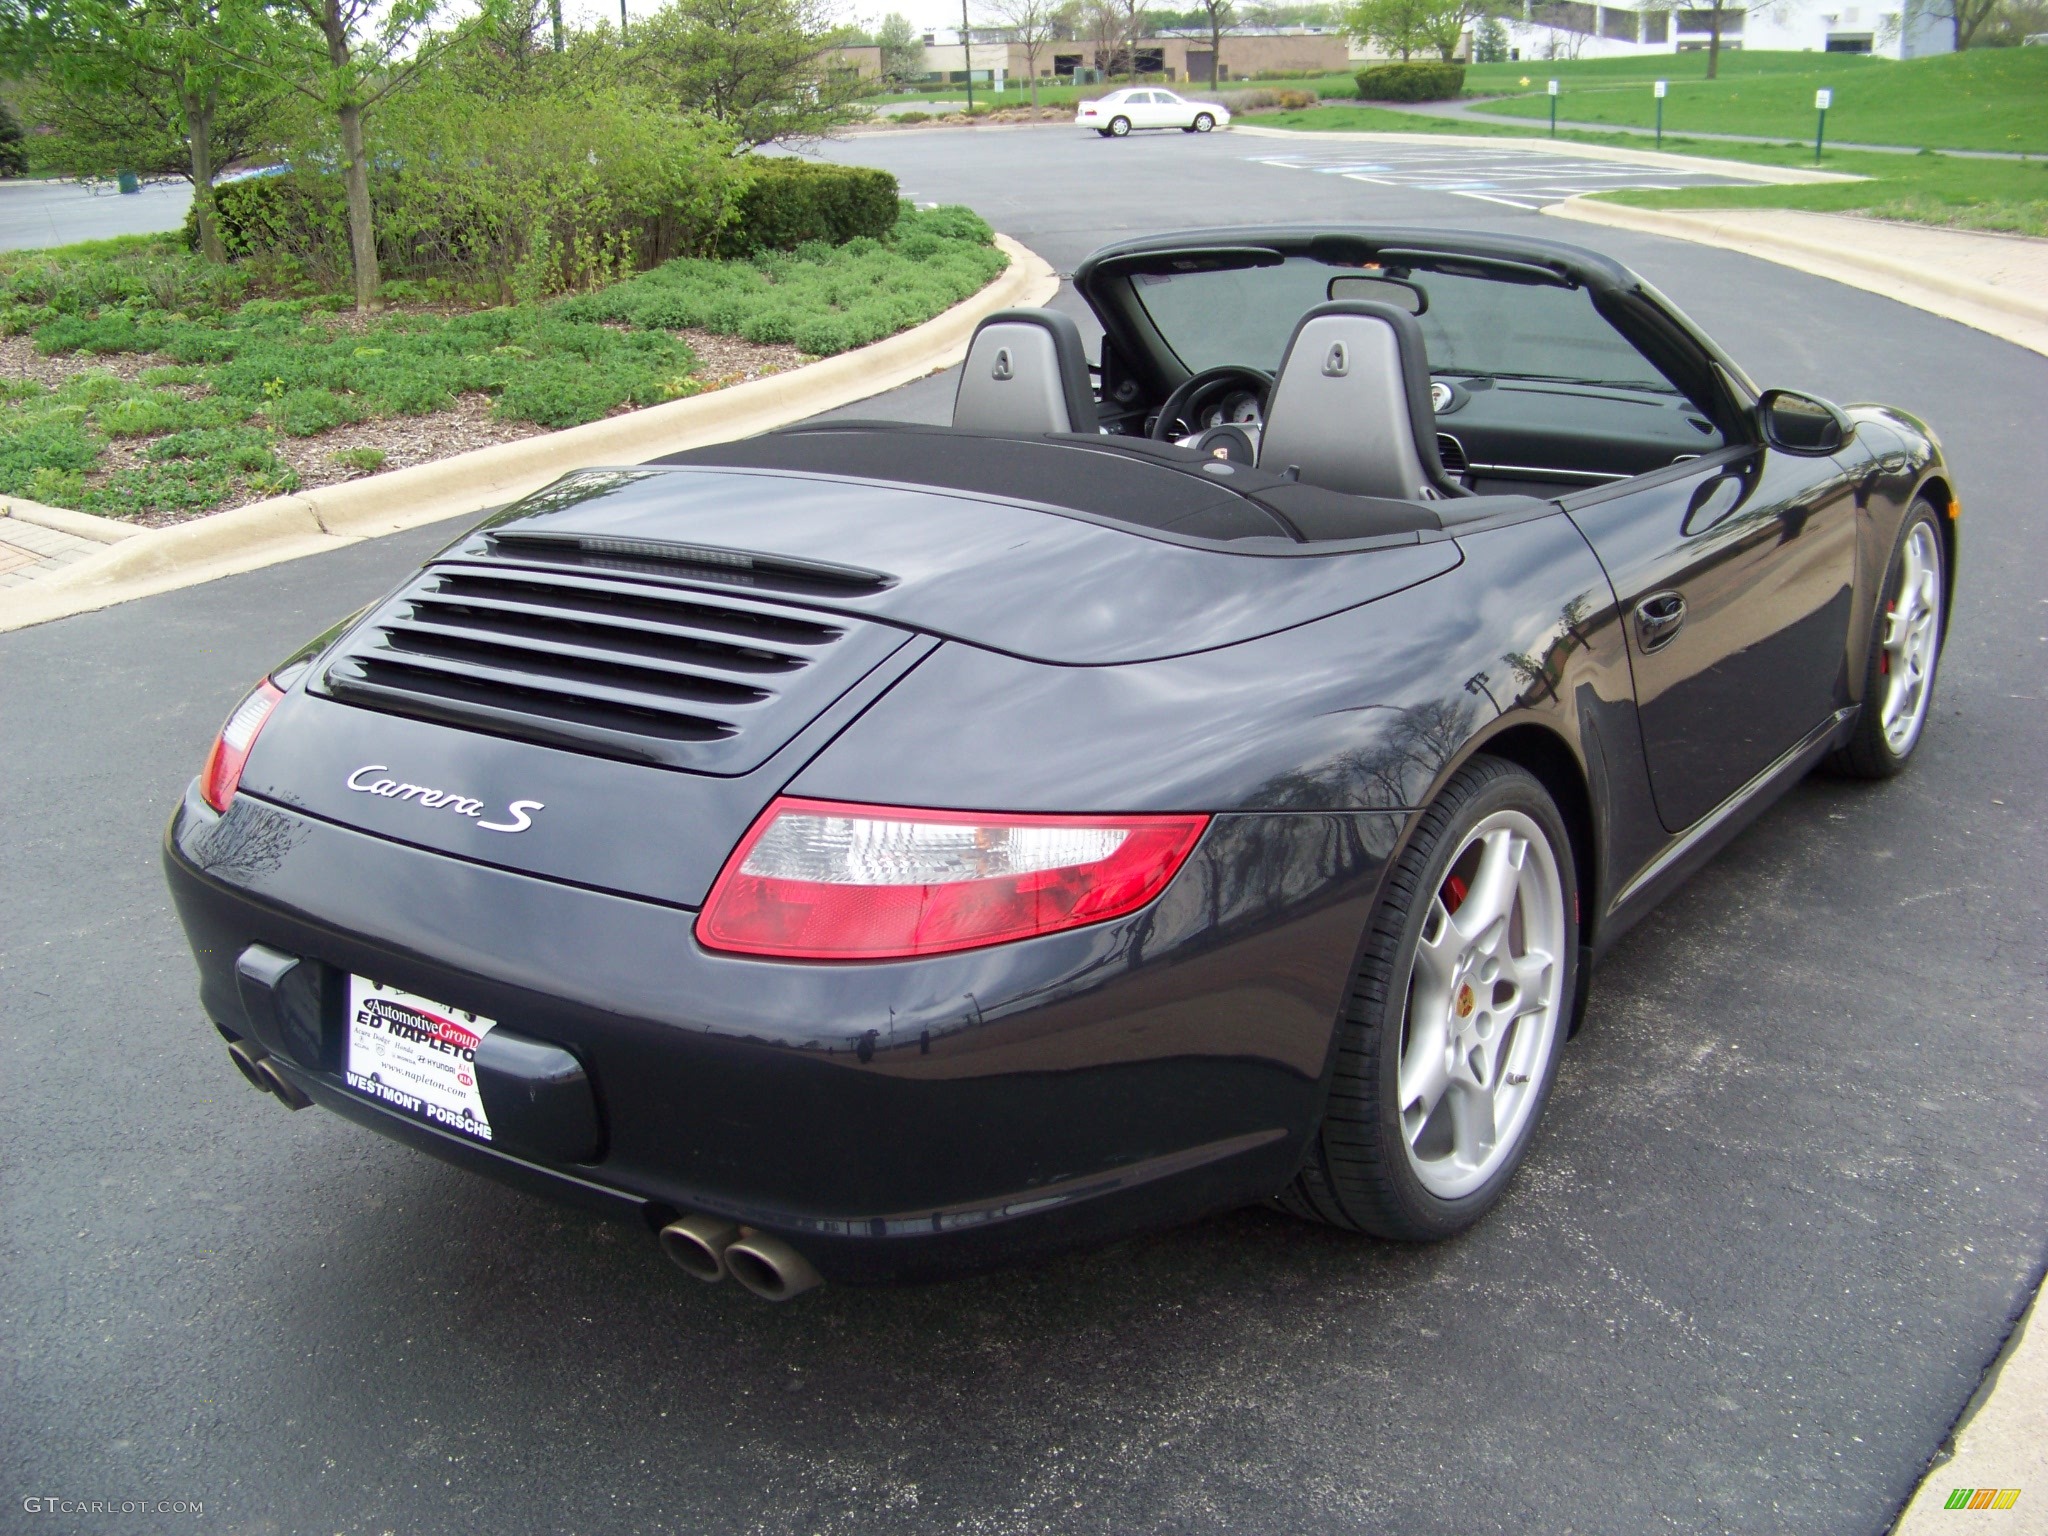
[1130, 254, 1681, 393]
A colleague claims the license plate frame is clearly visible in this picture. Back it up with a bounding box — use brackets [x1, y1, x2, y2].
[343, 976, 498, 1144]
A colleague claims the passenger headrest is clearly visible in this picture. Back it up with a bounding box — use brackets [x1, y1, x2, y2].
[1258, 300, 1464, 501]
[952, 308, 1096, 435]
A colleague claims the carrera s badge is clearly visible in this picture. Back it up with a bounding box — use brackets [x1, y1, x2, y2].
[345, 765, 543, 834]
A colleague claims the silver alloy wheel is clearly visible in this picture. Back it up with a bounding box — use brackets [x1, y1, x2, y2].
[1109, 116, 1131, 136]
[1398, 809, 1567, 1200]
[1194, 112, 1215, 131]
[1880, 520, 1943, 756]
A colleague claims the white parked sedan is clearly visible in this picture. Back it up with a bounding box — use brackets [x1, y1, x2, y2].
[1075, 87, 1231, 137]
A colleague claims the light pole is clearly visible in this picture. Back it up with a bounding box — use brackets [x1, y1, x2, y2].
[962, 0, 975, 113]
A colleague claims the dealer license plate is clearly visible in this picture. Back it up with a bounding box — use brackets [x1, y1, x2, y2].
[344, 977, 498, 1144]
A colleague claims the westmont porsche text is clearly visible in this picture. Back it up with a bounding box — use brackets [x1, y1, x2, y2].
[164, 226, 1955, 1301]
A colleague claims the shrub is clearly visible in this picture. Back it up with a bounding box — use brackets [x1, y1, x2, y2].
[196, 93, 752, 298]
[1217, 88, 1282, 112]
[1276, 89, 1319, 109]
[567, 203, 999, 359]
[894, 111, 931, 124]
[0, 415, 101, 495]
[1354, 62, 1466, 102]
[330, 447, 387, 472]
[264, 387, 361, 436]
[720, 161, 900, 255]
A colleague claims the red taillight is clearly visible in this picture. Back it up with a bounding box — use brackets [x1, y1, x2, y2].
[697, 797, 1209, 960]
[199, 679, 286, 813]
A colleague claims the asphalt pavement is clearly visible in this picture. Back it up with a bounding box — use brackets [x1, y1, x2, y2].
[2, 125, 2044, 1536]
[0, 178, 192, 253]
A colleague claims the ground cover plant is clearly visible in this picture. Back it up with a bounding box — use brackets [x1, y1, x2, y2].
[0, 204, 1004, 521]
[1258, 100, 2048, 236]
[1462, 47, 2048, 156]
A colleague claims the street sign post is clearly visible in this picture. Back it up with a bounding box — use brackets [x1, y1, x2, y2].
[1548, 78, 1559, 137]
[1814, 87, 1832, 162]
[1654, 79, 1667, 150]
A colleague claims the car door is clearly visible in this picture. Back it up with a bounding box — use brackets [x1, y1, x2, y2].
[1564, 445, 1862, 833]
[1153, 90, 1188, 127]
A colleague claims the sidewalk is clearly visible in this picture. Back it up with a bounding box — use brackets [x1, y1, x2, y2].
[1547, 201, 2048, 359]
[1892, 1280, 2046, 1532]
[0, 511, 103, 587]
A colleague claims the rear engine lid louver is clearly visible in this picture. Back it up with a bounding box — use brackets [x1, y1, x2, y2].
[315, 563, 910, 774]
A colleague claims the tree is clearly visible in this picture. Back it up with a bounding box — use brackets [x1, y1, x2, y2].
[208, 0, 453, 310]
[1920, 0, 2003, 45]
[1083, 0, 1128, 76]
[1473, 11, 1508, 57]
[1117, 0, 1147, 76]
[876, 10, 922, 83]
[10, 0, 279, 261]
[989, 0, 1059, 104]
[1346, 0, 1466, 58]
[631, 0, 865, 149]
[1195, 0, 1232, 81]
[0, 100, 26, 177]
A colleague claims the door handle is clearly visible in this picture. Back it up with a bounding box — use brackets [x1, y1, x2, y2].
[1635, 591, 1687, 653]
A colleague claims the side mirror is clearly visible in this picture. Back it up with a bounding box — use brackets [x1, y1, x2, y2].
[1758, 389, 1853, 455]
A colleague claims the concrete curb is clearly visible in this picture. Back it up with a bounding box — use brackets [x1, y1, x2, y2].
[1231, 122, 1862, 185]
[1, 496, 145, 542]
[1544, 198, 2048, 359]
[0, 232, 1058, 634]
[1891, 1279, 2046, 1531]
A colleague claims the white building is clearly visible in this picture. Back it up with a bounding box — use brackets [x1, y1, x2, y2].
[1482, 0, 1952, 62]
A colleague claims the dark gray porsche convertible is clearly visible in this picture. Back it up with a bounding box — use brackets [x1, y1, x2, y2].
[164, 226, 1956, 1299]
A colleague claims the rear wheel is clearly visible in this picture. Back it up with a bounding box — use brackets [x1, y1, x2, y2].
[1281, 757, 1578, 1240]
[1108, 115, 1131, 137]
[1827, 499, 1947, 778]
[1193, 112, 1216, 132]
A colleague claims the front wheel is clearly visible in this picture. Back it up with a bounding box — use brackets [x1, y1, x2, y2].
[1193, 112, 1216, 132]
[1827, 498, 1947, 778]
[1108, 115, 1131, 138]
[1281, 757, 1578, 1240]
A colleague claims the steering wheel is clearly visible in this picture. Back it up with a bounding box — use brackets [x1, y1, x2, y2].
[1149, 365, 1275, 442]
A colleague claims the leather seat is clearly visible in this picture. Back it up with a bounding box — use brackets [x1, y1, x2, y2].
[1257, 300, 1467, 501]
[952, 308, 1096, 435]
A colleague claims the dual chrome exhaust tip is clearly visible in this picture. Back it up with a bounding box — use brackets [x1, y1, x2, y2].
[660, 1214, 822, 1301]
[224, 1041, 820, 1300]
[227, 1038, 310, 1111]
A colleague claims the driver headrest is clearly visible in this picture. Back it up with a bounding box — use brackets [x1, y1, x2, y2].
[953, 308, 1096, 436]
[1258, 300, 1463, 501]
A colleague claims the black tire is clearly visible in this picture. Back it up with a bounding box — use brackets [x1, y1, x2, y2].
[1826, 497, 1947, 780]
[1280, 756, 1579, 1241]
[1108, 115, 1131, 137]
[1096, 127, 1112, 138]
[1181, 123, 1197, 132]
[1193, 112, 1216, 132]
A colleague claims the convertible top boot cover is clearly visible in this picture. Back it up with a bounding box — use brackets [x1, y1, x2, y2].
[952, 308, 1097, 435]
[1257, 301, 1463, 501]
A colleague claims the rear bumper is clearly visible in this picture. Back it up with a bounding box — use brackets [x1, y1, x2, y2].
[164, 784, 1400, 1281]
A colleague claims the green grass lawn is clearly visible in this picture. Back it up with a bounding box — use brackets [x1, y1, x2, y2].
[1261, 102, 2048, 236]
[0, 205, 1006, 521]
[1464, 47, 2048, 155]
[1257, 101, 2048, 236]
